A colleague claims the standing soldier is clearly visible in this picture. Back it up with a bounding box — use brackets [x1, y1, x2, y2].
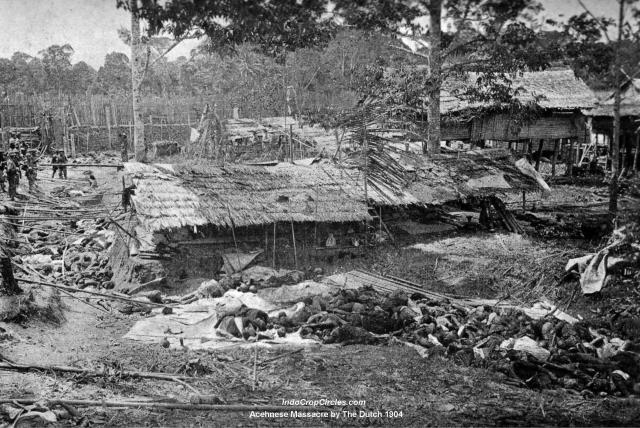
[6, 151, 20, 201]
[51, 150, 59, 178]
[0, 151, 6, 192]
[119, 133, 129, 162]
[57, 149, 68, 179]
[19, 140, 28, 158]
[25, 149, 38, 192]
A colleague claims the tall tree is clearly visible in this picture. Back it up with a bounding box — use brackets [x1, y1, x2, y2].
[426, 0, 442, 154]
[39, 44, 74, 95]
[10, 52, 46, 95]
[130, 0, 146, 161]
[69, 61, 97, 95]
[95, 52, 131, 94]
[611, 0, 625, 213]
[566, 0, 635, 213]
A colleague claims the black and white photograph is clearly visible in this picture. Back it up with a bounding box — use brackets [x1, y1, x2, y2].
[1, 0, 639, 426]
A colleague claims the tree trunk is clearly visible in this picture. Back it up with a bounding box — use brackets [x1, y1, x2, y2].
[130, 0, 146, 162]
[1, 255, 21, 295]
[424, 0, 442, 155]
[610, 0, 624, 213]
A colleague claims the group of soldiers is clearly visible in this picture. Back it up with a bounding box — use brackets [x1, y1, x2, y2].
[0, 142, 38, 200]
[0, 137, 68, 201]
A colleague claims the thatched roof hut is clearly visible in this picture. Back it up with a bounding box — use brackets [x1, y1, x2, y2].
[125, 161, 372, 233]
[441, 69, 597, 144]
[125, 148, 544, 234]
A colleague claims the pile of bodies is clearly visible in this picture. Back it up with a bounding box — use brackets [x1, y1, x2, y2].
[206, 272, 640, 397]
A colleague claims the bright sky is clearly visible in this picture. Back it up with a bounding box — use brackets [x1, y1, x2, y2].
[0, 0, 620, 69]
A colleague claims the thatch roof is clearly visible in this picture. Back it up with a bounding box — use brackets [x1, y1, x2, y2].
[441, 69, 597, 114]
[589, 78, 640, 117]
[377, 148, 541, 205]
[125, 161, 372, 233]
[126, 148, 544, 233]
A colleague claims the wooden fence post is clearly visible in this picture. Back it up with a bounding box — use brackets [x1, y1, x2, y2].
[71, 134, 76, 158]
[91, 95, 97, 126]
[106, 105, 113, 149]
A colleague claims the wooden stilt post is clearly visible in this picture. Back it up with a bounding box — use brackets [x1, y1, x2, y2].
[568, 138, 574, 176]
[290, 219, 298, 269]
[314, 181, 319, 257]
[272, 222, 277, 268]
[264, 226, 268, 262]
[535, 139, 544, 171]
[551, 139, 559, 176]
[522, 191, 526, 211]
[634, 133, 640, 172]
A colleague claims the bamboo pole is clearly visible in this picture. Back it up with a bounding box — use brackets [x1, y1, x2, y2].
[272, 222, 277, 268]
[363, 120, 369, 249]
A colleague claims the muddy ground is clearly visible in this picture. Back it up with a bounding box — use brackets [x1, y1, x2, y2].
[1, 156, 640, 427]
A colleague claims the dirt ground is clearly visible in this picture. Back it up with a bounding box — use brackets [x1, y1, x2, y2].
[1, 157, 640, 426]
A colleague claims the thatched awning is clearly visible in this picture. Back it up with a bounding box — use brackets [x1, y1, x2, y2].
[126, 161, 372, 233]
[588, 78, 640, 118]
[387, 149, 541, 205]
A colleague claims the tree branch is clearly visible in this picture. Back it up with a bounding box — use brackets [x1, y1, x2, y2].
[135, 32, 199, 91]
[391, 44, 430, 61]
[576, 0, 612, 42]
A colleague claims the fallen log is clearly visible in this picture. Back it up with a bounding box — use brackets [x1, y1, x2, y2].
[0, 362, 192, 382]
[0, 398, 325, 412]
[12, 262, 108, 314]
[14, 277, 169, 307]
[39, 163, 124, 168]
